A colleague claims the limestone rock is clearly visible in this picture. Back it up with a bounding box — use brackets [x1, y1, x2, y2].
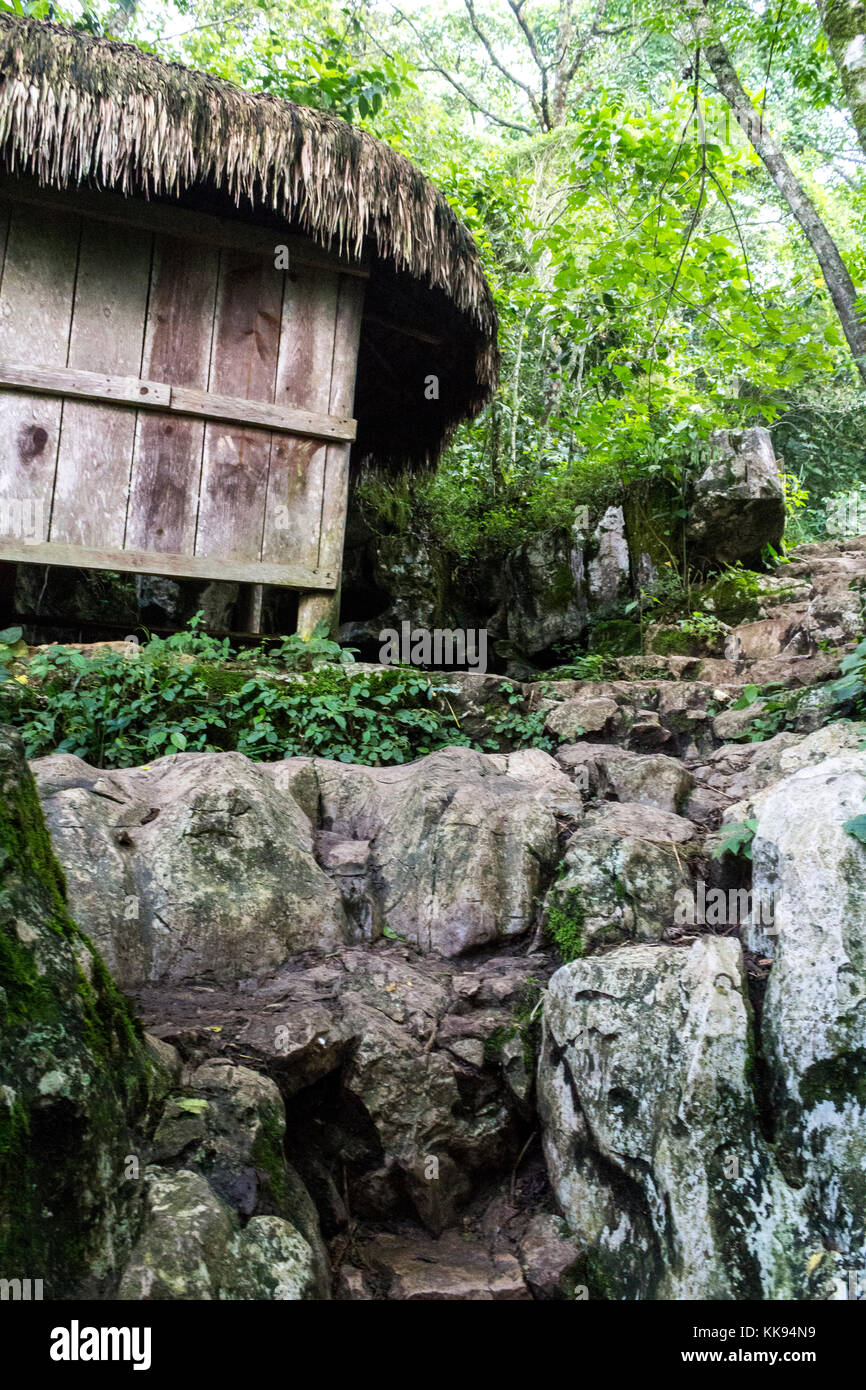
[539, 938, 809, 1299]
[518, 1213, 581, 1299]
[586, 506, 630, 608]
[745, 753, 866, 1253]
[502, 528, 587, 657]
[545, 695, 622, 742]
[544, 802, 695, 951]
[150, 1058, 329, 1293]
[555, 742, 693, 816]
[362, 1230, 530, 1300]
[308, 745, 565, 955]
[117, 1167, 236, 1300]
[117, 1167, 320, 1300]
[685, 427, 785, 565]
[223, 1215, 319, 1301]
[33, 751, 348, 986]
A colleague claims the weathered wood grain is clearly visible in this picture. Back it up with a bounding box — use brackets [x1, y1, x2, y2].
[195, 250, 283, 560]
[319, 275, 366, 573]
[126, 235, 219, 554]
[0, 364, 354, 439]
[0, 536, 337, 588]
[0, 362, 168, 407]
[296, 274, 365, 636]
[262, 267, 340, 570]
[0, 203, 80, 541]
[50, 220, 154, 549]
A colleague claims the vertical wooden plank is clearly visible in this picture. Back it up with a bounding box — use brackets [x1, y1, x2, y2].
[0, 204, 80, 548]
[50, 220, 153, 548]
[0, 205, 16, 611]
[261, 268, 340, 568]
[194, 251, 283, 560]
[298, 275, 366, 637]
[241, 583, 265, 634]
[296, 590, 337, 639]
[318, 275, 366, 573]
[125, 235, 219, 554]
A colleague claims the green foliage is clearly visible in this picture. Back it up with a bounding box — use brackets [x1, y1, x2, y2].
[484, 976, 545, 1072]
[546, 884, 586, 963]
[0, 620, 552, 767]
[356, 456, 615, 568]
[0, 627, 27, 684]
[547, 652, 613, 681]
[147, 1, 414, 128]
[712, 818, 759, 861]
[842, 814, 866, 845]
[830, 637, 866, 710]
[677, 610, 728, 648]
[727, 682, 794, 742]
[101, 0, 866, 572]
[480, 682, 555, 752]
[238, 622, 357, 673]
[697, 566, 763, 625]
[587, 619, 642, 658]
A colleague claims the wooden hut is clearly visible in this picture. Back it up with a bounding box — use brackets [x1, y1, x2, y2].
[0, 16, 497, 634]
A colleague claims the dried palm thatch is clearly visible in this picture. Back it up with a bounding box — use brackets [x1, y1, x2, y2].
[0, 15, 498, 464]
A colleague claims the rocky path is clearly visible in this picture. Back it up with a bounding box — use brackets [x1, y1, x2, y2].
[5, 536, 866, 1299]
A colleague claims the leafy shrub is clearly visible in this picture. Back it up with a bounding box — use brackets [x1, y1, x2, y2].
[0, 627, 27, 684]
[547, 653, 613, 681]
[481, 683, 555, 751]
[726, 682, 792, 742]
[0, 619, 551, 768]
[677, 610, 728, 648]
[712, 818, 759, 861]
[830, 637, 866, 711]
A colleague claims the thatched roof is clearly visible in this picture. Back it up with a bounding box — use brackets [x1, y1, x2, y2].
[0, 14, 498, 466]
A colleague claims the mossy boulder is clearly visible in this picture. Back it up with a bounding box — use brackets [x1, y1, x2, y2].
[648, 625, 695, 657]
[0, 725, 152, 1295]
[590, 619, 641, 656]
[685, 428, 785, 567]
[697, 568, 762, 625]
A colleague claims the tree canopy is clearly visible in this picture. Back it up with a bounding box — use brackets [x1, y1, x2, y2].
[7, 0, 865, 552]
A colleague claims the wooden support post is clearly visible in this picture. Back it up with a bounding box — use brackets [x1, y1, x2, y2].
[242, 582, 264, 635]
[297, 588, 339, 639]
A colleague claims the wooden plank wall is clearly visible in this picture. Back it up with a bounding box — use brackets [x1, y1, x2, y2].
[0, 191, 365, 596]
[0, 202, 79, 541]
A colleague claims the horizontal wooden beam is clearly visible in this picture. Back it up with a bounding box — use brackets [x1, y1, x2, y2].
[0, 538, 338, 591]
[169, 384, 356, 441]
[0, 176, 371, 279]
[0, 362, 170, 409]
[0, 363, 357, 442]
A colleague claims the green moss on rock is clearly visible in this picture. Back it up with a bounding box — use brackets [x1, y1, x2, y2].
[590, 619, 642, 656]
[547, 886, 586, 963]
[0, 725, 151, 1294]
[698, 569, 762, 625]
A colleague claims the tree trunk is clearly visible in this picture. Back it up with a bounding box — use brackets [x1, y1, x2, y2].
[681, 0, 866, 385]
[817, 0, 866, 158]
